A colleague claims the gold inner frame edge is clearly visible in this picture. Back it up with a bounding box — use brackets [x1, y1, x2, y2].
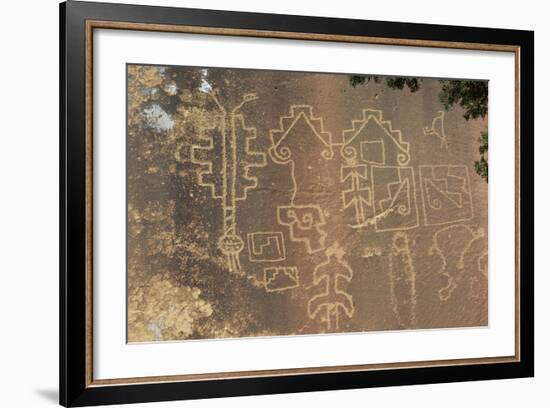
[84, 19, 521, 388]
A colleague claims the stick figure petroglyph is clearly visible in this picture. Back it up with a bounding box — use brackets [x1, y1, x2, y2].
[423, 111, 449, 150]
[308, 243, 354, 331]
[182, 90, 267, 274]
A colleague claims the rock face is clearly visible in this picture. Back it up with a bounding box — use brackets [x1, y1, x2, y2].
[126, 64, 488, 342]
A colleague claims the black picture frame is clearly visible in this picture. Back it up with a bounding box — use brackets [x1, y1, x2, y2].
[60, 1, 534, 406]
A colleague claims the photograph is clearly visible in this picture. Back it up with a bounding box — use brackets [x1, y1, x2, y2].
[127, 65, 489, 342]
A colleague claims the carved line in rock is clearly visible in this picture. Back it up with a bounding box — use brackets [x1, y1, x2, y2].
[388, 231, 417, 328]
[247, 231, 286, 262]
[277, 205, 327, 254]
[341, 164, 372, 227]
[423, 110, 449, 150]
[263, 266, 300, 292]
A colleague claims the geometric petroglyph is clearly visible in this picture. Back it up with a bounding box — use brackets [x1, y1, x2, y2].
[277, 205, 327, 254]
[371, 166, 420, 232]
[186, 90, 267, 274]
[362, 247, 383, 258]
[308, 243, 354, 331]
[429, 224, 485, 301]
[388, 232, 417, 328]
[419, 165, 474, 227]
[269, 105, 334, 206]
[269, 105, 334, 164]
[423, 110, 449, 150]
[341, 164, 373, 227]
[247, 232, 286, 262]
[341, 109, 410, 166]
[263, 266, 299, 293]
[361, 140, 386, 165]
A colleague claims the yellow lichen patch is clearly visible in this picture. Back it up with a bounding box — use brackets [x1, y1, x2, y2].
[129, 65, 163, 88]
[128, 274, 213, 342]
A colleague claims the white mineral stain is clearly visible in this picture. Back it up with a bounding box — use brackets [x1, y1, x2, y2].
[164, 82, 177, 95]
[147, 323, 163, 341]
[143, 104, 174, 131]
[199, 79, 212, 93]
[199, 68, 212, 93]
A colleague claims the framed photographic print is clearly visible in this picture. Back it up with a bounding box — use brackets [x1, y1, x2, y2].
[60, 1, 534, 406]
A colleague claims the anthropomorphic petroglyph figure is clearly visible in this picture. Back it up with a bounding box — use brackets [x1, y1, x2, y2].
[429, 224, 484, 301]
[389, 232, 417, 328]
[184, 90, 266, 274]
[308, 243, 354, 331]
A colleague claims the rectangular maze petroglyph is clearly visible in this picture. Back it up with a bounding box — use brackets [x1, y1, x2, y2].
[419, 165, 474, 226]
[247, 232, 286, 262]
[126, 64, 489, 342]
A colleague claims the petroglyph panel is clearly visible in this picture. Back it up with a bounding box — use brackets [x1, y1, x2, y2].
[127, 64, 488, 342]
